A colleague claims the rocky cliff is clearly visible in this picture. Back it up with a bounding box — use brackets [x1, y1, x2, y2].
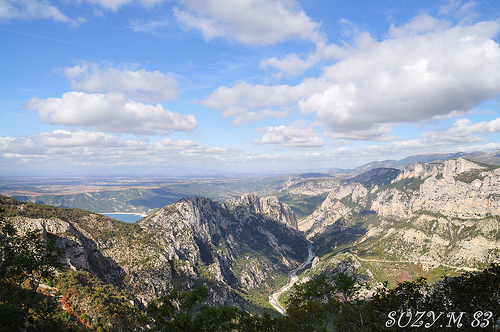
[137, 195, 307, 299]
[4, 157, 500, 313]
[286, 158, 500, 281]
[1, 194, 308, 310]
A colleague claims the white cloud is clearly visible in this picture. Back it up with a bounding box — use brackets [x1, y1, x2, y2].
[205, 14, 500, 141]
[439, 0, 480, 23]
[326, 124, 395, 141]
[27, 92, 198, 135]
[83, 0, 165, 11]
[260, 39, 343, 77]
[328, 117, 500, 163]
[129, 18, 169, 33]
[201, 78, 329, 123]
[173, 0, 320, 45]
[37, 129, 125, 147]
[0, 130, 247, 167]
[63, 62, 180, 103]
[420, 117, 500, 145]
[299, 18, 500, 139]
[260, 53, 316, 77]
[0, 0, 84, 26]
[254, 122, 324, 148]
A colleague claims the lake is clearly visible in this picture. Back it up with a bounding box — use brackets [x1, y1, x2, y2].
[102, 213, 144, 223]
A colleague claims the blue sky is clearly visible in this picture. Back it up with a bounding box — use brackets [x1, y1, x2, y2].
[1, 0, 500, 176]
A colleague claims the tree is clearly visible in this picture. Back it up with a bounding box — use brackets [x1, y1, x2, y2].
[336, 264, 500, 331]
[0, 206, 66, 331]
[285, 275, 346, 331]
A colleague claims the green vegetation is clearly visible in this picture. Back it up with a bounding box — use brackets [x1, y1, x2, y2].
[1, 195, 90, 222]
[359, 168, 401, 188]
[145, 264, 500, 331]
[453, 161, 500, 183]
[387, 177, 425, 191]
[278, 192, 329, 220]
[53, 270, 147, 331]
[0, 206, 77, 331]
[2, 193, 500, 331]
[338, 264, 500, 331]
[454, 169, 487, 183]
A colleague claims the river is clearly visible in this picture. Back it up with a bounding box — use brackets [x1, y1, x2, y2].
[269, 244, 315, 315]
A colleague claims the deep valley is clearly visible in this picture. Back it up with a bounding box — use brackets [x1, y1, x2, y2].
[2, 152, 500, 330]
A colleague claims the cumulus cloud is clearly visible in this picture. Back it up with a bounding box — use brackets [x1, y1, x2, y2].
[63, 63, 180, 103]
[260, 39, 343, 77]
[299, 17, 500, 139]
[201, 78, 329, 123]
[27, 92, 198, 135]
[173, 0, 319, 45]
[204, 14, 500, 141]
[254, 122, 323, 148]
[0, 0, 84, 26]
[420, 117, 500, 145]
[37, 129, 125, 147]
[329, 117, 500, 163]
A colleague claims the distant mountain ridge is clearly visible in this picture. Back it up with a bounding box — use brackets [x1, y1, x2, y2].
[327, 149, 500, 175]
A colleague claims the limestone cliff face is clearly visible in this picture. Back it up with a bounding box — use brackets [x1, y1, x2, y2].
[138, 194, 308, 297]
[371, 158, 500, 219]
[1, 194, 308, 308]
[296, 159, 500, 271]
[298, 183, 367, 236]
[7, 213, 130, 288]
[224, 194, 298, 229]
[395, 158, 485, 180]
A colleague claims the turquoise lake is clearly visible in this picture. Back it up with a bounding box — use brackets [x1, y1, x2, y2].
[102, 213, 144, 223]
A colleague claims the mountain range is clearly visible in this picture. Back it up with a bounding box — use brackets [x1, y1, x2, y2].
[2, 152, 500, 315]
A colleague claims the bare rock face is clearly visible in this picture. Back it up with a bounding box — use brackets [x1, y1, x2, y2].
[298, 182, 369, 236]
[225, 194, 298, 229]
[8, 214, 127, 287]
[299, 193, 353, 236]
[372, 158, 500, 219]
[300, 158, 500, 272]
[1, 194, 309, 309]
[133, 194, 309, 306]
[395, 158, 486, 181]
[141, 195, 306, 269]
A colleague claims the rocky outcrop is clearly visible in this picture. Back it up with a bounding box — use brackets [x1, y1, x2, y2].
[395, 158, 485, 181]
[296, 158, 500, 273]
[225, 194, 298, 229]
[8, 214, 127, 287]
[298, 182, 369, 236]
[372, 158, 500, 219]
[1, 194, 309, 309]
[138, 195, 308, 295]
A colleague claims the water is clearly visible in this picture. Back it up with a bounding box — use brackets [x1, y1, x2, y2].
[102, 213, 144, 223]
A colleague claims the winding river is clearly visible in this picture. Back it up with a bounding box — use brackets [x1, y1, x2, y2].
[269, 245, 315, 315]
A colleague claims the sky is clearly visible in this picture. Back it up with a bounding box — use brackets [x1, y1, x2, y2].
[1, 0, 500, 176]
